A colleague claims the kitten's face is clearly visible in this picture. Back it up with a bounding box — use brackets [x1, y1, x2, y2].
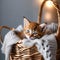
[23, 17, 44, 40]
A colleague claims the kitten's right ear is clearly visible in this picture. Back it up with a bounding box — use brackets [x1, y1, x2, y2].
[40, 23, 46, 28]
[39, 23, 46, 32]
[23, 16, 30, 27]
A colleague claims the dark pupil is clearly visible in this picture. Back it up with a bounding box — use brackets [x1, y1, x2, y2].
[27, 30, 29, 33]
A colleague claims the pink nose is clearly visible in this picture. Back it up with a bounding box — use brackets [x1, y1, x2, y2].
[30, 37, 35, 40]
[30, 34, 35, 40]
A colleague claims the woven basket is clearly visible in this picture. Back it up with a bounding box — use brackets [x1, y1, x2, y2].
[9, 41, 44, 60]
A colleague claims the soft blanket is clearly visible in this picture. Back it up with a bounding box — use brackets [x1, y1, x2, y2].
[1, 23, 57, 60]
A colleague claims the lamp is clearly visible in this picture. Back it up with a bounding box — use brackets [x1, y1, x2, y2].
[37, 0, 60, 24]
[45, 0, 53, 8]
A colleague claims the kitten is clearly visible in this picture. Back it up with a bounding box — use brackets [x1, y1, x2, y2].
[14, 17, 45, 40]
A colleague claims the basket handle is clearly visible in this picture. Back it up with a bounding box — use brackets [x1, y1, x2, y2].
[37, 0, 47, 24]
[55, 4, 60, 39]
[0, 26, 14, 44]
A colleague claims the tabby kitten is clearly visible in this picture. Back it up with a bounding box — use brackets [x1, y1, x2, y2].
[15, 17, 45, 40]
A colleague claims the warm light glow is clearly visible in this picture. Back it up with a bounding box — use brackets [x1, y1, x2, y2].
[45, 13, 51, 20]
[45, 0, 53, 8]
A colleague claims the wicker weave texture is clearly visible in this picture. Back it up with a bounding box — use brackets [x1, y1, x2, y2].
[9, 42, 44, 60]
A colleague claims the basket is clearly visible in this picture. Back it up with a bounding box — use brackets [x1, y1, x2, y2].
[9, 42, 44, 60]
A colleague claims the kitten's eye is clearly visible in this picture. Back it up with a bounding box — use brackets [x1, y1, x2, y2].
[26, 30, 30, 33]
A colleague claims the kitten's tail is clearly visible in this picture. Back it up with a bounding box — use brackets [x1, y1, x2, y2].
[0, 26, 14, 44]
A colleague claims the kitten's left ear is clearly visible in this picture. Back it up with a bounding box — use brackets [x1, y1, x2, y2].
[23, 16, 30, 27]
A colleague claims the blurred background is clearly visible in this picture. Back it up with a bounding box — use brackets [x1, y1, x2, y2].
[0, 0, 60, 60]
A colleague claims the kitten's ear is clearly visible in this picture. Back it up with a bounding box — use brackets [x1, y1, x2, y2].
[39, 23, 46, 32]
[23, 16, 30, 27]
[40, 23, 46, 28]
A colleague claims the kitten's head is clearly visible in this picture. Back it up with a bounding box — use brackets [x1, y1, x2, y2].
[23, 17, 44, 40]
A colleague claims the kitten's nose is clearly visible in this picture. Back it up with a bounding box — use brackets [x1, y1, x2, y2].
[30, 37, 35, 40]
[30, 34, 35, 40]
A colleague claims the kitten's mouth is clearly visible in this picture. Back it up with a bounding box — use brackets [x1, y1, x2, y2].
[30, 37, 35, 40]
[30, 36, 40, 40]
